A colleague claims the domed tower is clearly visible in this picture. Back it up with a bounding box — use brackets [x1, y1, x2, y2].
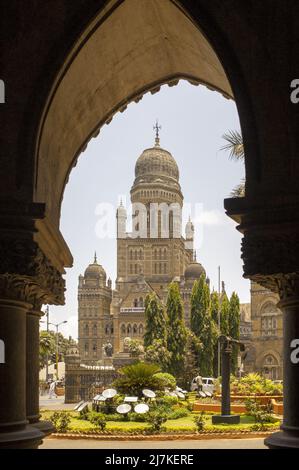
[116, 123, 192, 294]
[130, 123, 183, 239]
[78, 253, 113, 364]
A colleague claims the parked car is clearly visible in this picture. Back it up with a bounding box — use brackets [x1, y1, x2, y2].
[190, 377, 215, 394]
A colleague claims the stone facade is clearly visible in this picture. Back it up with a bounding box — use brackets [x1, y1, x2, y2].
[246, 282, 283, 380]
[78, 136, 206, 366]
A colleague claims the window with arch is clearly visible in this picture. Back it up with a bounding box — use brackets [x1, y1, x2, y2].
[84, 324, 89, 336]
[84, 342, 89, 355]
[133, 324, 138, 335]
[139, 297, 144, 307]
[92, 324, 97, 335]
[105, 324, 109, 335]
[263, 354, 279, 380]
[261, 301, 279, 336]
[127, 324, 132, 335]
[133, 298, 138, 307]
[139, 324, 144, 335]
[121, 324, 126, 335]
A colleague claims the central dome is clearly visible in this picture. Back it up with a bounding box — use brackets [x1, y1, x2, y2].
[135, 146, 179, 181]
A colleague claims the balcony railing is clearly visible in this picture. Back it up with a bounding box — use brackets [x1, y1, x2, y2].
[120, 307, 145, 313]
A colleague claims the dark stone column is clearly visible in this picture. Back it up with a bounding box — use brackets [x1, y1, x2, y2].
[224, 195, 299, 448]
[265, 276, 299, 448]
[0, 294, 43, 449]
[26, 307, 55, 436]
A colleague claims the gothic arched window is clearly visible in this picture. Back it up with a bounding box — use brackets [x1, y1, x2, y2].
[127, 324, 132, 335]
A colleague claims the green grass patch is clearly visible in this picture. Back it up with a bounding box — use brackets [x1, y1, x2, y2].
[40, 410, 279, 434]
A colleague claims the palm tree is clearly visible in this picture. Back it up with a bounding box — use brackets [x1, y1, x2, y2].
[221, 130, 245, 197]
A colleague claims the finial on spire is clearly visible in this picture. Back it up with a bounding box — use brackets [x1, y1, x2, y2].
[153, 120, 161, 146]
[94, 251, 97, 264]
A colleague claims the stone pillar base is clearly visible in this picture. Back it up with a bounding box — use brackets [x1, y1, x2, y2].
[265, 430, 299, 449]
[31, 420, 55, 436]
[0, 425, 43, 449]
[212, 414, 240, 425]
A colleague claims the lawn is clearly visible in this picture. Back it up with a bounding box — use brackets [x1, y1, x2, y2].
[40, 410, 279, 434]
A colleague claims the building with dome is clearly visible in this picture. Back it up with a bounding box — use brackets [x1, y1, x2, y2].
[77, 127, 207, 367]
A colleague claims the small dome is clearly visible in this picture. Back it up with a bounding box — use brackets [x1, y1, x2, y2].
[84, 254, 106, 280]
[184, 261, 206, 281]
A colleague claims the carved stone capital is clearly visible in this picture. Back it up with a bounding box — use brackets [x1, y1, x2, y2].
[0, 237, 65, 305]
[241, 233, 299, 280]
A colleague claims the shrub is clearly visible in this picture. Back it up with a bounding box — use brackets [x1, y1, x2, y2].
[49, 411, 71, 433]
[230, 373, 283, 396]
[245, 399, 275, 429]
[146, 410, 168, 433]
[113, 362, 161, 396]
[168, 408, 189, 419]
[156, 395, 178, 407]
[194, 412, 206, 432]
[88, 411, 107, 431]
[153, 372, 176, 390]
[129, 412, 149, 422]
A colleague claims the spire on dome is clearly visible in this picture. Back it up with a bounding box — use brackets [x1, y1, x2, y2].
[153, 120, 161, 147]
[94, 251, 97, 264]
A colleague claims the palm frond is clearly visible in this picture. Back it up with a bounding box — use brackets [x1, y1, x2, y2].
[230, 178, 245, 198]
[221, 130, 244, 161]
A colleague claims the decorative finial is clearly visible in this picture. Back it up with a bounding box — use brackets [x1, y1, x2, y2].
[120, 198, 123, 207]
[153, 120, 161, 147]
[194, 250, 197, 262]
[94, 251, 97, 264]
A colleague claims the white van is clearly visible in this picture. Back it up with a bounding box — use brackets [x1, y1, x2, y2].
[191, 377, 215, 394]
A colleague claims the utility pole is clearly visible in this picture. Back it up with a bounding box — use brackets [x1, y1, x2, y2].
[49, 320, 67, 380]
[217, 266, 221, 377]
[45, 305, 49, 383]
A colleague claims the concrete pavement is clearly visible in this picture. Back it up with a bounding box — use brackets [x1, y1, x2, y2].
[40, 438, 267, 449]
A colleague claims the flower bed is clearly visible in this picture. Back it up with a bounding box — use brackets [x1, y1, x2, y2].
[215, 395, 283, 405]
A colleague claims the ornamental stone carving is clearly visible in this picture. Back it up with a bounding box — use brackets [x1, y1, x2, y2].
[0, 237, 65, 305]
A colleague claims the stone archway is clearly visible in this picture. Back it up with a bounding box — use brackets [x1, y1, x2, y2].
[1, 0, 299, 450]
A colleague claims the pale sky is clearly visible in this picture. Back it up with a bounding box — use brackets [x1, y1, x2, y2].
[43, 81, 249, 340]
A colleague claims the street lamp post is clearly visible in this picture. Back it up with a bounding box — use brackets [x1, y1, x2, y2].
[49, 320, 67, 380]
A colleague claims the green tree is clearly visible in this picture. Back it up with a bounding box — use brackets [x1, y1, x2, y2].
[39, 330, 75, 370]
[229, 292, 241, 374]
[144, 293, 167, 347]
[190, 275, 214, 376]
[210, 291, 220, 377]
[144, 339, 171, 370]
[220, 292, 230, 336]
[128, 339, 144, 358]
[177, 329, 201, 390]
[166, 282, 187, 376]
[144, 293, 169, 369]
[39, 331, 55, 370]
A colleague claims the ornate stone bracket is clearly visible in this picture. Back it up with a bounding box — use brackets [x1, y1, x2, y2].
[0, 239, 65, 306]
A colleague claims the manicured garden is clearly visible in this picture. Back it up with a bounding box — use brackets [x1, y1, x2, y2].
[41, 409, 280, 435]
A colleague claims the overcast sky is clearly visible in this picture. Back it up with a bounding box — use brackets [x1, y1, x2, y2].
[43, 81, 248, 340]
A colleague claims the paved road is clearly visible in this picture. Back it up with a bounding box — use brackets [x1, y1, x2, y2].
[40, 438, 266, 449]
[39, 396, 74, 410]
